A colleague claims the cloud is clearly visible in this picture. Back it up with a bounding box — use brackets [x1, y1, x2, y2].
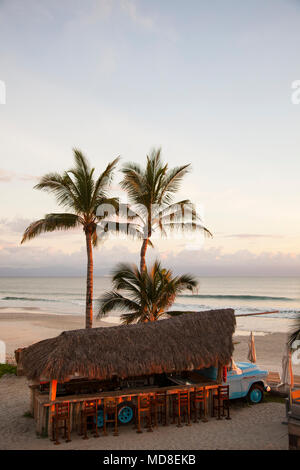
[164, 247, 300, 276]
[0, 217, 83, 244]
[223, 233, 284, 239]
[0, 170, 14, 182]
[120, 0, 154, 30]
[0, 169, 38, 183]
[19, 174, 39, 182]
[1, 242, 300, 276]
[0, 217, 32, 233]
[0, 243, 138, 276]
[119, 0, 177, 41]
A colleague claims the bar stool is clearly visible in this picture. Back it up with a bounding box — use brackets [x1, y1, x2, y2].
[172, 390, 191, 427]
[103, 398, 119, 436]
[80, 400, 99, 439]
[212, 385, 231, 420]
[135, 394, 153, 433]
[51, 402, 71, 445]
[152, 391, 168, 427]
[192, 387, 207, 423]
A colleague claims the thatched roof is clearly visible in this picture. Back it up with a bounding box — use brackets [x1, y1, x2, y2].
[18, 309, 235, 382]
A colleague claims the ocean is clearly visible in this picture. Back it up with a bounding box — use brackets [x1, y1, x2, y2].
[0, 276, 299, 322]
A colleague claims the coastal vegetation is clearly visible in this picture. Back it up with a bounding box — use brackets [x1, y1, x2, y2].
[119, 148, 212, 272]
[289, 317, 300, 348]
[98, 260, 198, 324]
[21, 149, 119, 329]
[0, 363, 17, 378]
[21, 147, 212, 327]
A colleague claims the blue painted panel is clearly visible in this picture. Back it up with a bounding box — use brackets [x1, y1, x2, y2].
[230, 390, 245, 399]
[196, 366, 218, 380]
[195, 361, 268, 401]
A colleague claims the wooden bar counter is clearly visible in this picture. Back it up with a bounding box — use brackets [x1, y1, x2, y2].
[33, 378, 219, 436]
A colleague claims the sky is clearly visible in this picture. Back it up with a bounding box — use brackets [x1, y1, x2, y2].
[0, 0, 300, 276]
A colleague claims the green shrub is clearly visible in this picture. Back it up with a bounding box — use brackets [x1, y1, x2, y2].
[0, 363, 17, 378]
[264, 393, 286, 404]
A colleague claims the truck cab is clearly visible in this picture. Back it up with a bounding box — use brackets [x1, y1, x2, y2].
[171, 360, 271, 404]
[226, 361, 270, 403]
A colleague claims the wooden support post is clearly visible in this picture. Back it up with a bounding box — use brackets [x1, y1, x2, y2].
[136, 395, 142, 433]
[30, 382, 39, 419]
[186, 390, 191, 426]
[29, 387, 34, 416]
[164, 392, 168, 426]
[50, 380, 57, 407]
[114, 400, 119, 436]
[217, 362, 223, 383]
[70, 403, 73, 433]
[36, 401, 40, 434]
[177, 391, 181, 427]
[202, 387, 208, 423]
[47, 380, 57, 438]
[289, 350, 294, 389]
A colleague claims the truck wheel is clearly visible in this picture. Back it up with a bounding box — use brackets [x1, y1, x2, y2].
[117, 402, 135, 425]
[94, 407, 106, 428]
[247, 384, 264, 404]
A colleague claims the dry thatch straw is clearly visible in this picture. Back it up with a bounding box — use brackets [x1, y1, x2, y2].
[18, 309, 235, 382]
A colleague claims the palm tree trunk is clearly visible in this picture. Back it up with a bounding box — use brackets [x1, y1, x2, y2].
[140, 237, 149, 273]
[85, 230, 93, 329]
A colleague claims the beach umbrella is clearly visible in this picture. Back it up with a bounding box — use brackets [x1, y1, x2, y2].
[247, 331, 256, 363]
[281, 344, 294, 387]
[281, 344, 294, 415]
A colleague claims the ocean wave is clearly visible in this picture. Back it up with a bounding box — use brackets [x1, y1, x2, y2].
[1, 296, 60, 302]
[0, 291, 84, 297]
[1, 296, 92, 306]
[178, 294, 294, 301]
[172, 302, 300, 319]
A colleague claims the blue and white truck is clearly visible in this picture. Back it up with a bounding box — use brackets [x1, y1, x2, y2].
[191, 360, 271, 404]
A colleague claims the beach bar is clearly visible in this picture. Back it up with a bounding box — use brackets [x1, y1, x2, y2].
[16, 309, 236, 441]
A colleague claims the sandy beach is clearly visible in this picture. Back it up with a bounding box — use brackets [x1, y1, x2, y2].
[0, 308, 297, 450]
[1, 307, 299, 375]
[0, 308, 113, 358]
[0, 374, 288, 450]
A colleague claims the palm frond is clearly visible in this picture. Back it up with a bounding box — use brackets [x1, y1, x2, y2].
[162, 221, 212, 237]
[67, 156, 94, 213]
[111, 263, 141, 289]
[21, 213, 81, 243]
[159, 164, 191, 204]
[120, 149, 212, 258]
[166, 310, 193, 317]
[120, 172, 146, 204]
[97, 291, 140, 318]
[97, 260, 198, 324]
[120, 310, 145, 325]
[288, 318, 300, 348]
[72, 148, 91, 177]
[97, 221, 143, 238]
[91, 157, 120, 209]
[95, 197, 121, 219]
[34, 173, 77, 209]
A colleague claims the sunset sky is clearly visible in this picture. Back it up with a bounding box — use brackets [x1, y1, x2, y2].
[1, 0, 300, 276]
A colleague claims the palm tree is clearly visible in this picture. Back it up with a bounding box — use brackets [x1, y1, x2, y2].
[120, 148, 212, 272]
[21, 149, 119, 329]
[98, 260, 198, 324]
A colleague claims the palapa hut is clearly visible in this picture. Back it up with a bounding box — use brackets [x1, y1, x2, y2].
[16, 309, 236, 435]
[18, 309, 235, 384]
